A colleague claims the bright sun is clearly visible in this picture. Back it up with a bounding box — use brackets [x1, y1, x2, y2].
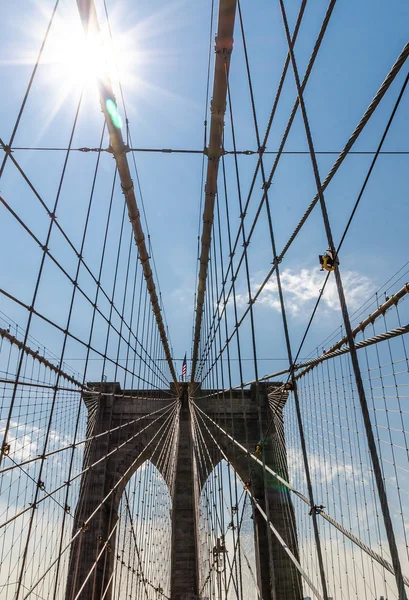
[6, 0, 183, 137]
[30, 0, 135, 124]
[44, 11, 124, 94]
[54, 30, 114, 89]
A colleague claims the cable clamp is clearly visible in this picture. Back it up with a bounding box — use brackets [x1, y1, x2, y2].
[255, 441, 263, 457]
[309, 504, 325, 516]
[261, 181, 271, 191]
[1, 443, 10, 456]
[121, 181, 134, 195]
[272, 256, 282, 265]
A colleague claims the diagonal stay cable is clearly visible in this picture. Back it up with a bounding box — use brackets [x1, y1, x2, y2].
[192, 400, 409, 588]
[277, 0, 408, 595]
[0, 287, 174, 395]
[199, 41, 409, 387]
[0, 401, 177, 530]
[0, 162, 171, 387]
[0, 0, 60, 179]
[75, 0, 178, 386]
[21, 402, 178, 599]
[193, 400, 324, 599]
[195, 0, 311, 376]
[196, 0, 337, 372]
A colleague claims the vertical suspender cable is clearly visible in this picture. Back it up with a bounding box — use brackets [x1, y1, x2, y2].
[191, 0, 238, 381]
[75, 0, 178, 389]
[277, 1, 408, 597]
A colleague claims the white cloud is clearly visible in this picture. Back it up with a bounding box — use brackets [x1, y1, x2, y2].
[237, 268, 374, 317]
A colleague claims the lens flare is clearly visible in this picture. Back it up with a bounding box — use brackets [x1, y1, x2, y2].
[105, 98, 123, 129]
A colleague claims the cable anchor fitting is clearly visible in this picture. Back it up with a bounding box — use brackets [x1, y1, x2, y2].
[1, 443, 10, 456]
[255, 441, 264, 457]
[309, 504, 325, 516]
[1, 144, 13, 155]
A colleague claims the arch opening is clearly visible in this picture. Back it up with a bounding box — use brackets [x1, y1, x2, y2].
[198, 459, 259, 599]
[112, 460, 172, 599]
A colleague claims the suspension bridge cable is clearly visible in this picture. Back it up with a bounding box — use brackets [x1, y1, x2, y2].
[0, 0, 60, 179]
[278, 0, 408, 596]
[198, 41, 409, 379]
[21, 403, 178, 599]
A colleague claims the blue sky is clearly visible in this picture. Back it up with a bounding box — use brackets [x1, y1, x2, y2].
[0, 0, 409, 385]
[1, 4, 409, 597]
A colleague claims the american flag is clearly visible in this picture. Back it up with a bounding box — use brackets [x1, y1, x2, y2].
[181, 353, 187, 381]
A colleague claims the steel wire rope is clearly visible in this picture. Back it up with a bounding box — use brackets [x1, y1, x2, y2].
[3, 87, 89, 599]
[211, 205, 246, 597]
[229, 49, 297, 596]
[0, 287, 173, 395]
[22, 402, 178, 600]
[241, 4, 339, 594]
[237, 6, 330, 591]
[198, 68, 409, 402]
[192, 398, 409, 588]
[190, 0, 217, 367]
[301, 262, 409, 364]
[192, 404, 227, 596]
[193, 0, 309, 365]
[110, 406, 178, 599]
[280, 70, 409, 390]
[214, 144, 260, 595]
[0, 142, 171, 387]
[373, 306, 409, 556]
[278, 0, 408, 596]
[191, 407, 242, 599]
[0, 401, 177, 532]
[194, 0, 334, 373]
[101, 0, 176, 366]
[193, 399, 324, 599]
[208, 234, 242, 598]
[90, 236, 166, 599]
[0, 396, 177, 475]
[84, 181, 141, 596]
[197, 41, 409, 385]
[0, 90, 83, 462]
[13, 126, 105, 600]
[0, 191, 171, 391]
[0, 0, 60, 179]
